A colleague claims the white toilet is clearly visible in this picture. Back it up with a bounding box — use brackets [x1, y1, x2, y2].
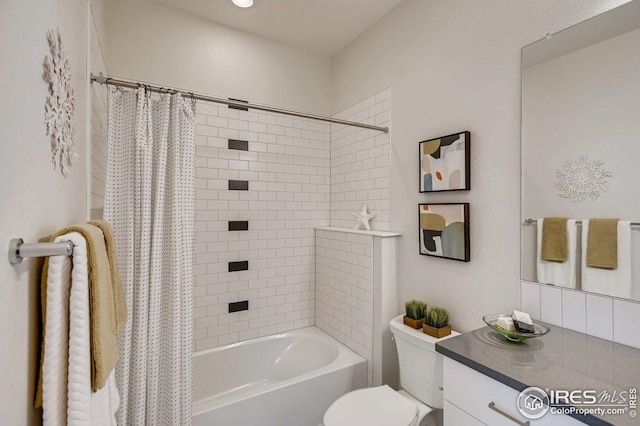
[323, 314, 459, 426]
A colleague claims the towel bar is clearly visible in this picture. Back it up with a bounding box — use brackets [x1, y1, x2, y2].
[524, 218, 640, 226]
[8, 238, 74, 264]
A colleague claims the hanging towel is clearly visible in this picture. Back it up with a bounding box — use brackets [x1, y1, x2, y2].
[36, 222, 126, 408]
[541, 217, 569, 262]
[40, 232, 119, 426]
[88, 220, 127, 332]
[587, 218, 619, 269]
[582, 220, 632, 299]
[536, 219, 578, 288]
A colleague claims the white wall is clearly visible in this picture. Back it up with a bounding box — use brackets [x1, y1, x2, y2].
[330, 0, 629, 332]
[0, 0, 89, 422]
[106, 0, 331, 114]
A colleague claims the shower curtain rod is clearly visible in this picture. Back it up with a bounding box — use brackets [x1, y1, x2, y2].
[90, 74, 389, 134]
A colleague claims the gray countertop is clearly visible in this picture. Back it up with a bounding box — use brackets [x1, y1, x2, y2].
[436, 323, 640, 426]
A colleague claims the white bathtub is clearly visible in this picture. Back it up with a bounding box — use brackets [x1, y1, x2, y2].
[192, 327, 367, 426]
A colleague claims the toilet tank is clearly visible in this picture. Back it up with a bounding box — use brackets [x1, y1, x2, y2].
[389, 315, 459, 409]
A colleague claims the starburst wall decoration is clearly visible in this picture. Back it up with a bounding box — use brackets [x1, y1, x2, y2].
[555, 156, 612, 202]
[44, 28, 76, 177]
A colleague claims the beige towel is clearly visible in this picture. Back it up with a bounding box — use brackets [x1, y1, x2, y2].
[89, 220, 127, 332]
[541, 217, 569, 262]
[36, 222, 127, 407]
[587, 218, 619, 269]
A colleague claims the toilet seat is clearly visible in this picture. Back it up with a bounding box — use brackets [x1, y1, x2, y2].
[323, 385, 419, 426]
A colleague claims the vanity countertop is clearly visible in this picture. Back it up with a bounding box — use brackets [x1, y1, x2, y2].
[436, 323, 640, 425]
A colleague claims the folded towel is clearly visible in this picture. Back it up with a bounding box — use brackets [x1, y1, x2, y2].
[88, 220, 127, 332]
[541, 217, 569, 262]
[37, 223, 126, 407]
[40, 232, 119, 425]
[582, 220, 632, 299]
[536, 219, 578, 288]
[587, 218, 619, 269]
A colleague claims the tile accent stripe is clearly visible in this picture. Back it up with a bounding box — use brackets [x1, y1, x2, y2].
[228, 180, 249, 191]
[228, 260, 249, 272]
[227, 139, 249, 151]
[228, 221, 249, 231]
[228, 300, 249, 313]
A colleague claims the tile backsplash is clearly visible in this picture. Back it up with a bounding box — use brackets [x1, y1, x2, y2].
[330, 89, 390, 231]
[192, 105, 331, 351]
[315, 228, 374, 385]
[521, 280, 640, 350]
[193, 90, 391, 351]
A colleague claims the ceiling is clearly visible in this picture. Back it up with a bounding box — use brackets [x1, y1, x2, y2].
[140, 0, 404, 55]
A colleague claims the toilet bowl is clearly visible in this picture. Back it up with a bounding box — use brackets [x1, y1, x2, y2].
[322, 315, 459, 426]
[323, 385, 433, 426]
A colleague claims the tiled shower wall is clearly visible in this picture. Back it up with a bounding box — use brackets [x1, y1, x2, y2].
[315, 229, 374, 385]
[89, 12, 107, 220]
[192, 104, 331, 351]
[331, 89, 391, 231]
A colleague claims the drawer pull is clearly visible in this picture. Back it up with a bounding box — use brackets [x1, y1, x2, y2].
[488, 402, 530, 426]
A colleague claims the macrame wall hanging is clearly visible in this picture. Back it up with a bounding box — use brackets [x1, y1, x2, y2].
[555, 155, 613, 202]
[44, 28, 76, 177]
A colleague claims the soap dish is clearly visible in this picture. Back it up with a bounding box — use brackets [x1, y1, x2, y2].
[483, 314, 550, 342]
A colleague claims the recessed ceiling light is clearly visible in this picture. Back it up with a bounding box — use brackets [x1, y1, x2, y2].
[232, 0, 253, 8]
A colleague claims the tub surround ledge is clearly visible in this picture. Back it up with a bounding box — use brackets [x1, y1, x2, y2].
[315, 226, 401, 238]
[436, 323, 640, 426]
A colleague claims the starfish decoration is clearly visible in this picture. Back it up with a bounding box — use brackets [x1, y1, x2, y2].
[352, 204, 377, 231]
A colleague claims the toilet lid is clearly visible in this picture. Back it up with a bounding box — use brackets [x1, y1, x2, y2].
[323, 385, 418, 426]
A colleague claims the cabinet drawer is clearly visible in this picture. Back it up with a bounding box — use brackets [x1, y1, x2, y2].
[444, 358, 583, 426]
[444, 400, 486, 426]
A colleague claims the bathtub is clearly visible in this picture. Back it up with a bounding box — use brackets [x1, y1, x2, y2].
[192, 327, 367, 426]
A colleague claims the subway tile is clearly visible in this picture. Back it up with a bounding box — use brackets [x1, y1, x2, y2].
[613, 299, 640, 349]
[561, 289, 586, 333]
[586, 294, 613, 340]
[193, 94, 388, 356]
[540, 286, 562, 326]
[520, 281, 541, 320]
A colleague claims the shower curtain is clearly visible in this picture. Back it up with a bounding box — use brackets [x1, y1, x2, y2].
[104, 88, 195, 425]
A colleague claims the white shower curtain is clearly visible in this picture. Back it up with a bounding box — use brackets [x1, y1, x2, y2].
[104, 88, 195, 425]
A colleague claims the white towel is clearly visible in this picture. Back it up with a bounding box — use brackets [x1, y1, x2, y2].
[42, 232, 119, 426]
[536, 219, 577, 289]
[582, 220, 632, 299]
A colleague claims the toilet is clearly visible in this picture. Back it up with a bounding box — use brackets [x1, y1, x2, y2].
[323, 314, 459, 426]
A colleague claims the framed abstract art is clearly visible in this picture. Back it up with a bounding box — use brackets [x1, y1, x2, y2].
[418, 203, 470, 262]
[419, 131, 470, 192]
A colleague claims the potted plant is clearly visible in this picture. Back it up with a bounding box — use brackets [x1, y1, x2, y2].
[423, 306, 451, 338]
[403, 299, 427, 329]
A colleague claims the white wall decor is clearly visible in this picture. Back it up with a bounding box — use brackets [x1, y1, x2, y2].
[555, 156, 612, 202]
[44, 28, 77, 177]
[352, 204, 376, 231]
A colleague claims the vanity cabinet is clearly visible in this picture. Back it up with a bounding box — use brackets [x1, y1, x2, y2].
[443, 358, 584, 426]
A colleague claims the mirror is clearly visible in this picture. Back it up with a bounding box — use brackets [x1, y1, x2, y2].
[521, 0, 640, 301]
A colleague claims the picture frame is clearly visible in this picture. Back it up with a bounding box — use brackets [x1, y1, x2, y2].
[419, 131, 470, 192]
[419, 203, 470, 262]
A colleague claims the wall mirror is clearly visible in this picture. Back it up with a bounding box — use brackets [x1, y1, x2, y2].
[521, 0, 640, 301]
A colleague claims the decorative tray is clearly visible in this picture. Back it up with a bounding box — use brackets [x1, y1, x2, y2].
[483, 314, 550, 342]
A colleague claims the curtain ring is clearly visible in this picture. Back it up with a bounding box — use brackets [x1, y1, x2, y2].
[105, 77, 117, 93]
